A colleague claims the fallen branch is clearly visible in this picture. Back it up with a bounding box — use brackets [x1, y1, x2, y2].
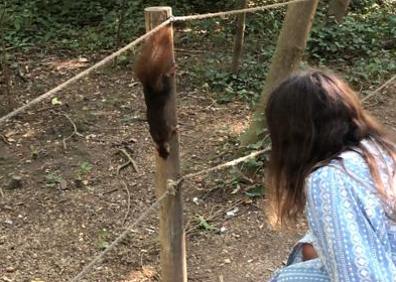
[103, 188, 119, 195]
[362, 74, 396, 103]
[116, 148, 139, 175]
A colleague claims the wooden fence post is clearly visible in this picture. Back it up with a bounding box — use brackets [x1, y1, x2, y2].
[231, 0, 248, 73]
[144, 7, 187, 282]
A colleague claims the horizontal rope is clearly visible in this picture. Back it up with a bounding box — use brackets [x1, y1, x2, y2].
[181, 146, 271, 183]
[0, 19, 171, 126]
[171, 0, 309, 22]
[68, 147, 269, 281]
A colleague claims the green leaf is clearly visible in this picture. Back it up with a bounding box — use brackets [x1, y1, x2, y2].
[80, 161, 93, 175]
[197, 215, 217, 231]
[51, 97, 62, 105]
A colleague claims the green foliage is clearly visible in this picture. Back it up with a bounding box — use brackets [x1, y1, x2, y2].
[245, 184, 265, 198]
[189, 0, 396, 103]
[73, 161, 93, 188]
[345, 53, 396, 87]
[45, 171, 65, 188]
[308, 7, 395, 61]
[79, 161, 93, 175]
[307, 3, 396, 87]
[3, 0, 137, 50]
[192, 62, 263, 105]
[196, 215, 218, 232]
[30, 145, 39, 160]
[3, 0, 238, 51]
[349, 0, 384, 12]
[97, 228, 110, 250]
[5, 0, 395, 99]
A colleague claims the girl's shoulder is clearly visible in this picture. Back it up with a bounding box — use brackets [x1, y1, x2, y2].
[308, 150, 368, 186]
[309, 138, 394, 186]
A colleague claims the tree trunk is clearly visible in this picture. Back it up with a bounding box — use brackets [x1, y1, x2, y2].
[240, 0, 319, 146]
[231, 0, 248, 73]
[328, 0, 351, 22]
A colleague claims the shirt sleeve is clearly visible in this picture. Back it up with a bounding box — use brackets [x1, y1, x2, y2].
[306, 165, 396, 282]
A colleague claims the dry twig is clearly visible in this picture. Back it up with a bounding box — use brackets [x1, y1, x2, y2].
[58, 113, 84, 149]
[116, 148, 139, 175]
[0, 176, 4, 197]
[0, 134, 10, 145]
[121, 180, 132, 226]
[103, 188, 119, 195]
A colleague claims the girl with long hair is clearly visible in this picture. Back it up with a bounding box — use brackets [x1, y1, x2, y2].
[266, 70, 396, 281]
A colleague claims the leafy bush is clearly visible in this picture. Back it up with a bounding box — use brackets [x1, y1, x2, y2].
[2, 0, 239, 51]
[197, 1, 395, 103]
[308, 7, 396, 62]
[3, 0, 394, 99]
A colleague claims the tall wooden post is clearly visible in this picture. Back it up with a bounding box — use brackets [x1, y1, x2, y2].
[231, 0, 248, 73]
[144, 7, 187, 282]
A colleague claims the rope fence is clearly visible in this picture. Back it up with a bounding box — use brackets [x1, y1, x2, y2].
[170, 0, 308, 22]
[0, 19, 170, 125]
[68, 146, 270, 281]
[0, 0, 312, 126]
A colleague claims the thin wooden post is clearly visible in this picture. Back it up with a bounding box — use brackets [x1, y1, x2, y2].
[328, 0, 351, 22]
[144, 7, 187, 282]
[231, 0, 248, 73]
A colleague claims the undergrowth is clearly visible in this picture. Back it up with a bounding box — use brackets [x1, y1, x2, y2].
[2, 0, 395, 102]
[183, 1, 395, 104]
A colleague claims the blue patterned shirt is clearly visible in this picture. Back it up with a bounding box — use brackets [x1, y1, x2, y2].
[270, 140, 396, 281]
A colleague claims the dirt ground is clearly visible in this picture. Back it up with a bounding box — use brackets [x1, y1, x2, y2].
[0, 51, 395, 282]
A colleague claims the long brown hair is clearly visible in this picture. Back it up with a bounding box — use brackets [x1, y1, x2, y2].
[265, 69, 395, 225]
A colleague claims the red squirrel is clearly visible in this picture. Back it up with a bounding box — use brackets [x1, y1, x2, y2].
[134, 26, 176, 159]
